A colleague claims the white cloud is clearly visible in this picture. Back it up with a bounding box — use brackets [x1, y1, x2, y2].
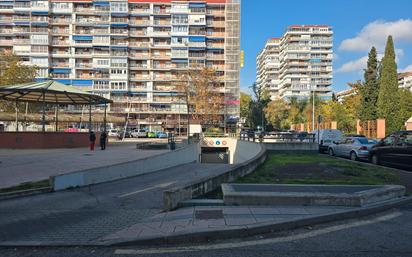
[336, 56, 368, 73]
[339, 19, 412, 52]
[399, 64, 412, 73]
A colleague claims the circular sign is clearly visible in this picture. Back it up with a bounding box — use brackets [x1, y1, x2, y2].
[215, 140, 221, 145]
[209, 140, 214, 145]
[222, 141, 227, 145]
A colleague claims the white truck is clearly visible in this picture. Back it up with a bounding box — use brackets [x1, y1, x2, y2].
[313, 129, 343, 153]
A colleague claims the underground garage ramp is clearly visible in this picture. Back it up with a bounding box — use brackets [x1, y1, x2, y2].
[200, 147, 229, 164]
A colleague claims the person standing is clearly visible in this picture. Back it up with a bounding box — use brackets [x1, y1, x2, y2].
[89, 131, 96, 151]
[100, 131, 107, 150]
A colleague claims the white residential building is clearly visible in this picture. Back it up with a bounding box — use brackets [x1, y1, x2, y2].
[257, 25, 333, 100]
[398, 71, 412, 92]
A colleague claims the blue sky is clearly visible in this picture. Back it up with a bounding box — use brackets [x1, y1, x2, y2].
[240, 0, 412, 94]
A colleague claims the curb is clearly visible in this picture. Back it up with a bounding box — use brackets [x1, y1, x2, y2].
[109, 196, 412, 246]
[0, 187, 52, 201]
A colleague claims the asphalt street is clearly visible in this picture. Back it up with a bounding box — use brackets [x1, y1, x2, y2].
[0, 163, 231, 244]
[1, 203, 411, 257]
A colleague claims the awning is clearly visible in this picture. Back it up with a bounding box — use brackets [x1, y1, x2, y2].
[73, 35, 93, 41]
[31, 11, 49, 15]
[189, 3, 206, 8]
[189, 36, 206, 42]
[93, 2, 110, 6]
[111, 24, 128, 27]
[0, 80, 112, 105]
[171, 59, 188, 63]
[51, 68, 71, 74]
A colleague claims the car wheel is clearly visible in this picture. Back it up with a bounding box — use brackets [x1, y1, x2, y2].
[371, 154, 379, 165]
[328, 148, 334, 156]
[350, 151, 358, 161]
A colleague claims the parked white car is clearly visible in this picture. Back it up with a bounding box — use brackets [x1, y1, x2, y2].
[131, 129, 147, 138]
[328, 136, 376, 161]
[108, 129, 119, 137]
[313, 129, 343, 153]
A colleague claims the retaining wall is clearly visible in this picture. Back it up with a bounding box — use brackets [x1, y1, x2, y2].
[0, 132, 99, 149]
[264, 142, 318, 152]
[52, 144, 198, 191]
[163, 142, 266, 211]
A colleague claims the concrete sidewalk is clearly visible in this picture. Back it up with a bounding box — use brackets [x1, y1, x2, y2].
[100, 197, 412, 246]
[0, 144, 168, 189]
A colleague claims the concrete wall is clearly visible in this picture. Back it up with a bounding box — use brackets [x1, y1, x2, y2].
[163, 143, 266, 210]
[264, 142, 318, 152]
[0, 132, 100, 149]
[52, 144, 198, 190]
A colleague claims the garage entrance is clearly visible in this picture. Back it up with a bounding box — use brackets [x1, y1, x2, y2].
[200, 147, 229, 164]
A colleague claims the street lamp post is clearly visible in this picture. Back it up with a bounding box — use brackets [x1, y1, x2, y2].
[311, 84, 316, 132]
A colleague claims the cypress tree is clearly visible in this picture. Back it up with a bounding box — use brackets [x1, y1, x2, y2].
[377, 36, 401, 133]
[359, 47, 379, 121]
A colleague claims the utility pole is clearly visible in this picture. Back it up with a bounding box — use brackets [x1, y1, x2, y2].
[312, 85, 315, 132]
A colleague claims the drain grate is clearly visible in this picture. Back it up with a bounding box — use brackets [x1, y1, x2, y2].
[195, 210, 224, 220]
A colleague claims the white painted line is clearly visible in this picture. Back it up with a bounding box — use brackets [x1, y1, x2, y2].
[114, 211, 402, 255]
[117, 181, 176, 198]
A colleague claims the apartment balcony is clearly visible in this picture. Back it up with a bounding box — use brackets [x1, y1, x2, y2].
[170, 7, 189, 13]
[74, 51, 93, 57]
[206, 9, 225, 16]
[129, 8, 151, 15]
[75, 19, 94, 24]
[0, 39, 11, 45]
[153, 8, 171, 15]
[206, 43, 224, 49]
[111, 41, 129, 47]
[0, 17, 13, 22]
[74, 7, 94, 13]
[76, 74, 94, 79]
[51, 18, 71, 24]
[206, 54, 224, 60]
[151, 31, 171, 37]
[129, 42, 150, 48]
[75, 63, 93, 69]
[129, 31, 148, 37]
[131, 75, 151, 80]
[51, 51, 71, 57]
[52, 30, 70, 35]
[0, 5, 13, 12]
[129, 53, 150, 59]
[153, 64, 172, 69]
[207, 32, 225, 37]
[152, 54, 171, 60]
[189, 42, 206, 48]
[52, 63, 70, 68]
[153, 74, 172, 81]
[130, 20, 150, 26]
[52, 40, 70, 46]
[30, 4, 49, 12]
[111, 51, 128, 57]
[94, 7, 110, 14]
[129, 86, 148, 92]
[14, 3, 30, 10]
[52, 6, 72, 13]
[129, 64, 148, 70]
[110, 30, 129, 36]
[93, 51, 110, 57]
[94, 29, 110, 34]
[0, 29, 13, 34]
[153, 97, 173, 103]
[206, 21, 225, 27]
[94, 74, 110, 79]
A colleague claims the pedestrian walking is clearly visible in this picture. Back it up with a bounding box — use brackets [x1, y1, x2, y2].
[100, 131, 107, 150]
[89, 131, 96, 151]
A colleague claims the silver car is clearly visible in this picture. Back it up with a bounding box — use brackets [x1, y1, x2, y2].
[328, 136, 376, 161]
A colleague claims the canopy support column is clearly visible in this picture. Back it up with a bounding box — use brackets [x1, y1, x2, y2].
[42, 91, 45, 132]
[103, 103, 107, 132]
[15, 101, 18, 132]
[88, 101, 92, 132]
[55, 105, 59, 132]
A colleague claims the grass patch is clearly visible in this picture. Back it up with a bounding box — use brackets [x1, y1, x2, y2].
[0, 180, 50, 194]
[236, 153, 400, 186]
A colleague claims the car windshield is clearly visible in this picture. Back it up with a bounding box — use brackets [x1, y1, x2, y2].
[356, 138, 370, 144]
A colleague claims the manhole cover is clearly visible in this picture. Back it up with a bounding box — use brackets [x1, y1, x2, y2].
[195, 210, 223, 220]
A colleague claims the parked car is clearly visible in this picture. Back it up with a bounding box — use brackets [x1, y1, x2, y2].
[328, 136, 376, 161]
[131, 129, 147, 138]
[108, 129, 118, 137]
[368, 130, 412, 171]
[156, 132, 168, 138]
[117, 130, 132, 139]
[147, 131, 157, 138]
[313, 129, 343, 153]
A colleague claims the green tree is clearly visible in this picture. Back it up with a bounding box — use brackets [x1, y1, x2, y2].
[240, 92, 252, 127]
[377, 36, 402, 133]
[249, 83, 270, 130]
[399, 89, 412, 129]
[359, 47, 379, 121]
[264, 98, 289, 130]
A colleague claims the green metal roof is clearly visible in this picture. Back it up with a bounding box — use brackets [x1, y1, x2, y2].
[0, 80, 112, 105]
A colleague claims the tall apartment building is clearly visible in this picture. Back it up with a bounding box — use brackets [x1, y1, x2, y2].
[398, 71, 412, 92]
[0, 0, 241, 132]
[256, 25, 333, 100]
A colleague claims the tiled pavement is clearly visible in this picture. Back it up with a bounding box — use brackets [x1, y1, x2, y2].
[0, 144, 168, 189]
[99, 205, 354, 243]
